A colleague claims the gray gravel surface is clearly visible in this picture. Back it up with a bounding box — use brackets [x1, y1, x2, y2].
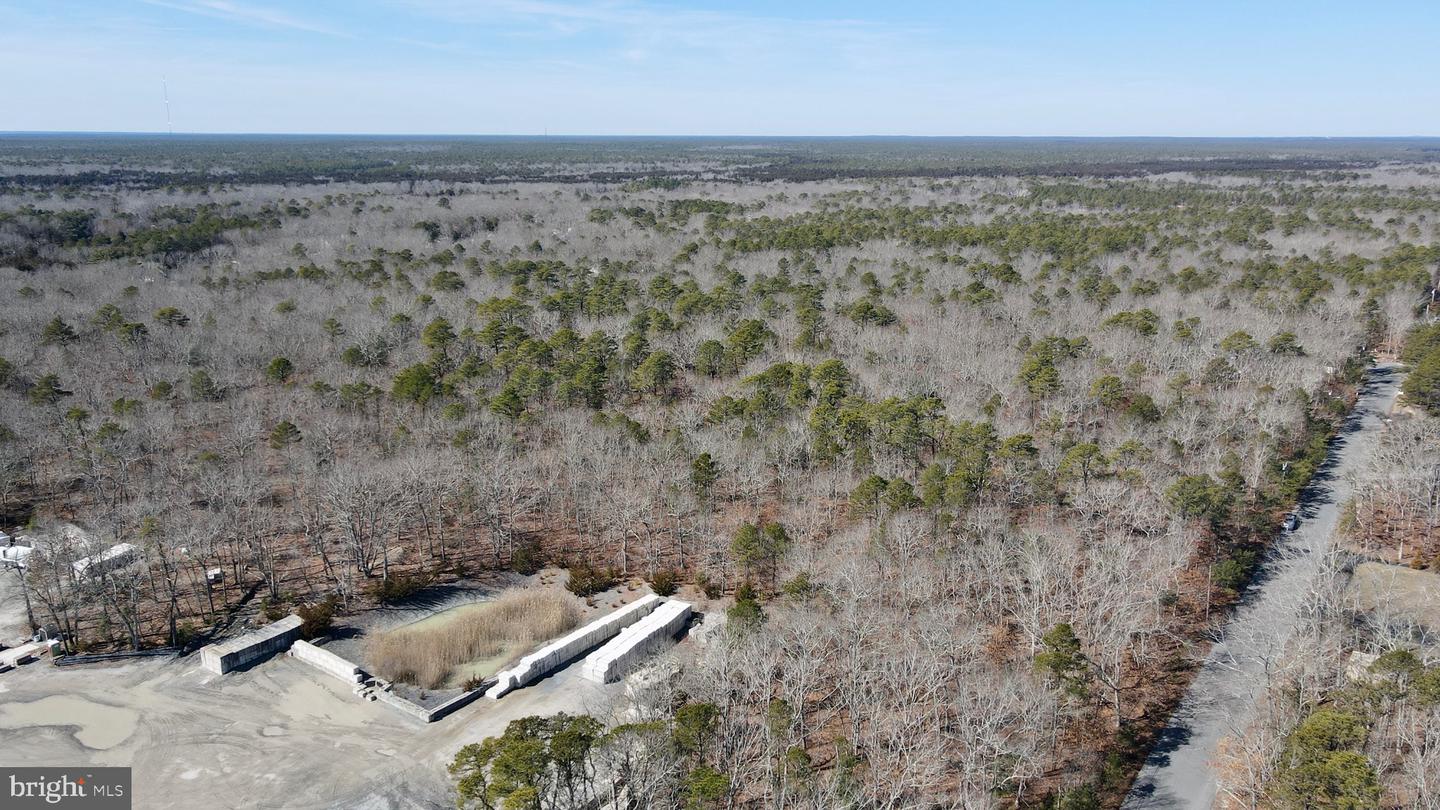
[1125, 363, 1403, 809]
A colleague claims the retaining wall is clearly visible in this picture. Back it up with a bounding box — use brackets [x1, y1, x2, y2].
[370, 680, 493, 723]
[288, 639, 364, 685]
[581, 600, 692, 684]
[374, 687, 431, 721]
[488, 594, 662, 699]
[425, 687, 492, 722]
[199, 615, 303, 675]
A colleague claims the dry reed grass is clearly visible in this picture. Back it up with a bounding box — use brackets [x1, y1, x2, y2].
[366, 588, 579, 689]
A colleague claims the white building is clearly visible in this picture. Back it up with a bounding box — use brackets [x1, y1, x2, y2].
[0, 545, 34, 569]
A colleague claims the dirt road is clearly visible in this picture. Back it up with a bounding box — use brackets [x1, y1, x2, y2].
[1125, 363, 1403, 809]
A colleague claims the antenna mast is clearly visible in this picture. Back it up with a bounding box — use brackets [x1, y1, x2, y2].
[163, 78, 173, 134]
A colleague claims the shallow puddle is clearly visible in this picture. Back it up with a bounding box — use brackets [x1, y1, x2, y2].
[0, 695, 139, 750]
[394, 600, 490, 633]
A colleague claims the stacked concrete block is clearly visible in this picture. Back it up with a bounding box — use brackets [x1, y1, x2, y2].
[581, 600, 691, 684]
[288, 639, 365, 685]
[0, 640, 53, 668]
[488, 594, 662, 699]
[199, 614, 303, 675]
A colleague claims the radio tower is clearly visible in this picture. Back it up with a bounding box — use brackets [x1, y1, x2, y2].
[163, 78, 173, 134]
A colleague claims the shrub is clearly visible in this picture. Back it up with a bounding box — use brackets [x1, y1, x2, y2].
[650, 569, 678, 597]
[189, 369, 221, 401]
[1212, 550, 1257, 593]
[268, 420, 302, 449]
[154, 306, 190, 327]
[1052, 783, 1100, 810]
[565, 562, 619, 597]
[781, 572, 815, 600]
[174, 621, 197, 647]
[297, 596, 338, 640]
[367, 570, 432, 605]
[727, 583, 765, 629]
[695, 573, 722, 599]
[366, 589, 579, 689]
[510, 537, 544, 575]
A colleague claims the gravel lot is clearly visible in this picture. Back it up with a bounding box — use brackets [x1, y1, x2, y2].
[0, 628, 622, 809]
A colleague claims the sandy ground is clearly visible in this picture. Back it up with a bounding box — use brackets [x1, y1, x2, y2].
[0, 643, 623, 809]
[1346, 561, 1440, 631]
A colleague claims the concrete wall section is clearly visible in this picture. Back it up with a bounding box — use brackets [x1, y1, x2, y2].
[488, 594, 663, 699]
[373, 687, 432, 722]
[199, 615, 303, 675]
[424, 687, 490, 722]
[580, 600, 691, 684]
[365, 678, 492, 723]
[288, 639, 365, 685]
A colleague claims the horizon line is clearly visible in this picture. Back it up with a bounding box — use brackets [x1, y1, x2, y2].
[3, 131, 1440, 141]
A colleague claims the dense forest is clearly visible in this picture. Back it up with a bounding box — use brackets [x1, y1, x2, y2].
[5, 134, 1440, 189]
[2, 138, 1438, 808]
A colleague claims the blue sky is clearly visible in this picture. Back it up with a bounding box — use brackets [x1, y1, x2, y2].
[3, 0, 1438, 135]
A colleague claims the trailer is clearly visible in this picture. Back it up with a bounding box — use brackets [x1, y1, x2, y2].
[72, 542, 140, 579]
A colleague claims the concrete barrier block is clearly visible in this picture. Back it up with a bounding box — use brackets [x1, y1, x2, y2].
[488, 595, 663, 699]
[199, 615, 303, 675]
[581, 600, 691, 684]
[289, 639, 365, 685]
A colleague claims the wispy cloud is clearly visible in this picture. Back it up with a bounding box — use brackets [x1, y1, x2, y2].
[140, 0, 349, 37]
[395, 0, 936, 70]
